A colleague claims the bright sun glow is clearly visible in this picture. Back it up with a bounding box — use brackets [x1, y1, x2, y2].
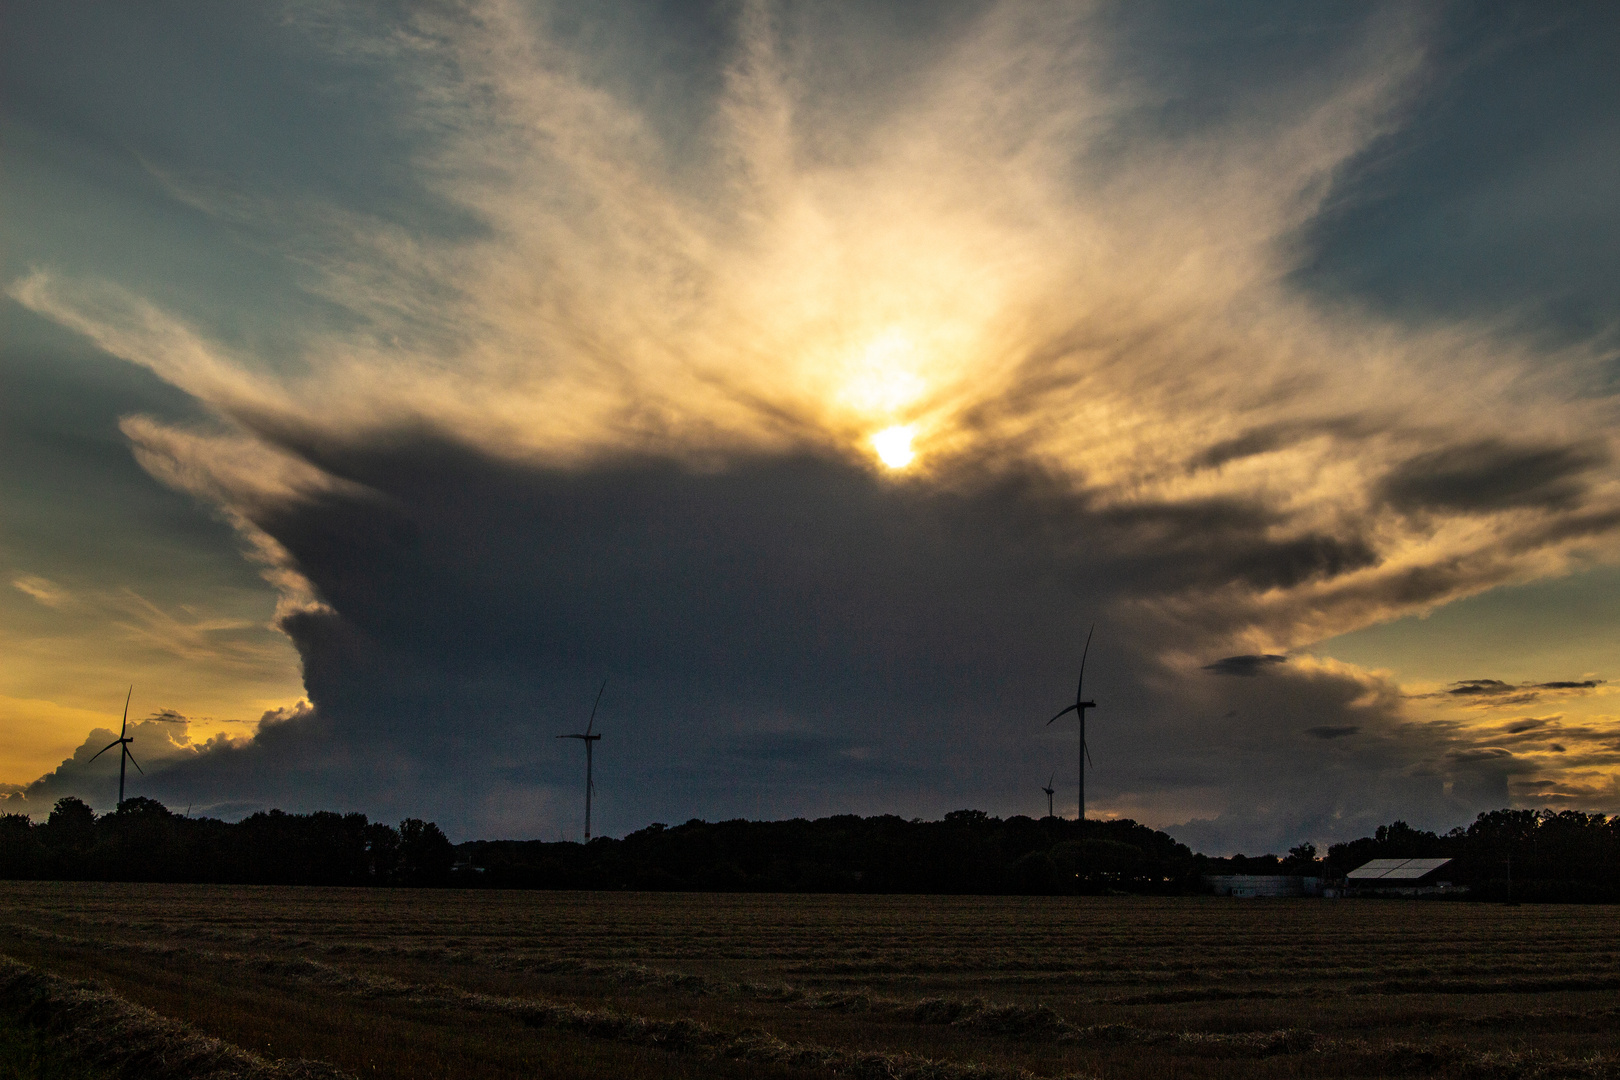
[839, 330, 927, 416]
[871, 425, 916, 469]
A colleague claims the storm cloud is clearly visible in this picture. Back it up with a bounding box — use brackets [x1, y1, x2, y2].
[78, 413, 1611, 845]
[6, 1, 1620, 849]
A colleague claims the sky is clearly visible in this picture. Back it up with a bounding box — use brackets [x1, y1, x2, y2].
[3, 0, 1618, 853]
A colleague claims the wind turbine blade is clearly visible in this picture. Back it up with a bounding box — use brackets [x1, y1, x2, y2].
[1046, 704, 1077, 725]
[585, 679, 607, 736]
[1084, 739, 1093, 768]
[1047, 772, 1054, 788]
[1075, 624, 1095, 703]
[88, 740, 120, 763]
[125, 746, 143, 775]
[121, 685, 133, 738]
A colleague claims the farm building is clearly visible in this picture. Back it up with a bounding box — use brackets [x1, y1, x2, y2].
[1345, 857, 1458, 896]
[1205, 875, 1325, 897]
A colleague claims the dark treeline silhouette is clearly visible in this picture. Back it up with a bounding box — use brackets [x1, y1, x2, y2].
[462, 810, 1198, 893]
[3, 799, 1617, 899]
[1188, 810, 1620, 902]
[0, 797, 456, 886]
[463, 810, 1620, 898]
[1322, 810, 1620, 903]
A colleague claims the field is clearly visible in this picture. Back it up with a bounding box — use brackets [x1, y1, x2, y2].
[2, 884, 1618, 1080]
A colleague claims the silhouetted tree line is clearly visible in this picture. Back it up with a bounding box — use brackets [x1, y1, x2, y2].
[0, 797, 456, 886]
[1190, 810, 1620, 901]
[1321, 810, 1620, 902]
[461, 810, 1200, 894]
[3, 800, 1615, 899]
[468, 811, 1616, 898]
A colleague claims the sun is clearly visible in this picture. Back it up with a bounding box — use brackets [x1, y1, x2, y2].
[871, 425, 916, 469]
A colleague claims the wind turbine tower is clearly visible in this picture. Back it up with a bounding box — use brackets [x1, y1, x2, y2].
[1042, 774, 1055, 819]
[88, 687, 142, 807]
[557, 680, 606, 841]
[1045, 626, 1098, 820]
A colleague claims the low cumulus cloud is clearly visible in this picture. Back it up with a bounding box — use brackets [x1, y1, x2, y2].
[4, 710, 249, 815]
[9, 1, 1620, 845]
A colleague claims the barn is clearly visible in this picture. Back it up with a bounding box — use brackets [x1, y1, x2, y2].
[1345, 857, 1457, 895]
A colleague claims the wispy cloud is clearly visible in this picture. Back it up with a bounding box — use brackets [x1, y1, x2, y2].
[106, 588, 275, 669]
[11, 571, 284, 672]
[11, 575, 76, 611]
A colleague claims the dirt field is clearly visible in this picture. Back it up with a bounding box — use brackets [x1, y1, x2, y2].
[2, 883, 1618, 1079]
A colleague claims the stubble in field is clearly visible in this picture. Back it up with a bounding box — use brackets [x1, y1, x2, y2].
[3, 885, 1618, 1080]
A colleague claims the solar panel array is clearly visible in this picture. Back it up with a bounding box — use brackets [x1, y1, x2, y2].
[1346, 857, 1452, 880]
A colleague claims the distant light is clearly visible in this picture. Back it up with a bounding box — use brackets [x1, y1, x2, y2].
[871, 425, 916, 469]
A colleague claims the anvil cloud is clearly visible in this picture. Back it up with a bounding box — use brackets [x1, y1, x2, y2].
[5, 1, 1619, 850]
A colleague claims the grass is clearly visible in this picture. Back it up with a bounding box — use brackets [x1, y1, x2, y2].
[0, 1011, 112, 1080]
[1, 884, 1618, 1079]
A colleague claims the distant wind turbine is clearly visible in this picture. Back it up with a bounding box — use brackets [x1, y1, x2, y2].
[1045, 625, 1097, 820]
[557, 680, 606, 841]
[1041, 774, 1055, 819]
[88, 686, 142, 807]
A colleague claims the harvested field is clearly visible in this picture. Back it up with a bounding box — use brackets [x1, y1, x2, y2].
[2, 884, 1617, 1080]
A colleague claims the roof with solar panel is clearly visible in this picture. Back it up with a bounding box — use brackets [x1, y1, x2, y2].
[1346, 857, 1452, 880]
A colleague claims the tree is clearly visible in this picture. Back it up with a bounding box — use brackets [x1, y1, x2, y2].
[398, 818, 455, 884]
[99, 797, 181, 881]
[365, 821, 400, 882]
[0, 813, 44, 878]
[43, 797, 96, 853]
[1281, 842, 1318, 873]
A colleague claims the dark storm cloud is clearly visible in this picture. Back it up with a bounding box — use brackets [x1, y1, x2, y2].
[1204, 655, 1289, 677]
[1162, 657, 1517, 855]
[104, 422, 1577, 845]
[1380, 439, 1607, 515]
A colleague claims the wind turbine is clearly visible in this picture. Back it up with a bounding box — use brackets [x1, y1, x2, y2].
[88, 686, 142, 807]
[557, 680, 606, 841]
[1045, 626, 1097, 820]
[1041, 774, 1055, 819]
